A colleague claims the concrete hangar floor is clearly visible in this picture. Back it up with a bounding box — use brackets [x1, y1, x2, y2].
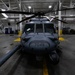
[0, 34, 75, 75]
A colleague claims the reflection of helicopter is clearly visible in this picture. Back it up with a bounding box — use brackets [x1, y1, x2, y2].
[0, 6, 75, 65]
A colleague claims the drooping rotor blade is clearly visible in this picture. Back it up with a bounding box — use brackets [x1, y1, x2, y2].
[54, 17, 68, 24]
[17, 14, 37, 24]
[0, 11, 35, 15]
[57, 7, 75, 11]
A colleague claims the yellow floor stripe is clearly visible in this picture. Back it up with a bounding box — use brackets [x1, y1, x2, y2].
[59, 37, 65, 41]
[14, 38, 21, 42]
[43, 61, 48, 75]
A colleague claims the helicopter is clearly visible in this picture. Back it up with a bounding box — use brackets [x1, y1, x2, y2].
[20, 16, 60, 64]
[0, 6, 75, 65]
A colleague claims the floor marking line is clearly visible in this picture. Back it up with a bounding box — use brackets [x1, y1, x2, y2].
[43, 60, 49, 75]
[14, 38, 21, 42]
[59, 37, 65, 41]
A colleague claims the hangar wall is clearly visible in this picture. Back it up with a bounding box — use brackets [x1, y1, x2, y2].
[1, 23, 17, 33]
[61, 10, 75, 29]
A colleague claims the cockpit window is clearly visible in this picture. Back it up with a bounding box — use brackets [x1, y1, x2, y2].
[36, 24, 43, 33]
[24, 24, 34, 34]
[24, 23, 55, 34]
[44, 24, 55, 33]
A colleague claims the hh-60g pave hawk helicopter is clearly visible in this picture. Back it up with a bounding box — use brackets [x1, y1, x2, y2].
[21, 16, 60, 64]
[0, 6, 75, 65]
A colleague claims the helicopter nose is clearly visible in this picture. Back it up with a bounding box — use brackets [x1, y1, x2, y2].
[29, 41, 50, 50]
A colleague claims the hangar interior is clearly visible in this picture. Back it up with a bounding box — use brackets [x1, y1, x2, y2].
[0, 0, 75, 75]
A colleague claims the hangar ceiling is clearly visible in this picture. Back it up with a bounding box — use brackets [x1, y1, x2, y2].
[0, 0, 75, 23]
[0, 0, 59, 12]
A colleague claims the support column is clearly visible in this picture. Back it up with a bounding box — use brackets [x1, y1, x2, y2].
[16, 24, 18, 30]
[19, 14, 22, 32]
[70, 0, 73, 8]
[19, 0, 22, 35]
[58, 0, 62, 36]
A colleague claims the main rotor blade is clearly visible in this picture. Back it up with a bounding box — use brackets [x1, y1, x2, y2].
[0, 11, 35, 15]
[17, 15, 37, 24]
[0, 7, 75, 15]
[44, 7, 75, 14]
[0, 10, 46, 16]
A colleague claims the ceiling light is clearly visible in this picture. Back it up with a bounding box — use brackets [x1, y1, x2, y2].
[1, 9, 8, 18]
[70, 15, 73, 16]
[28, 6, 31, 9]
[49, 5, 52, 8]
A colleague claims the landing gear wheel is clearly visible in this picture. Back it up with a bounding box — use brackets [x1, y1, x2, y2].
[49, 51, 59, 65]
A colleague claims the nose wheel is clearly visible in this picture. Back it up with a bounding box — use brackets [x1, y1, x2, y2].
[49, 51, 59, 65]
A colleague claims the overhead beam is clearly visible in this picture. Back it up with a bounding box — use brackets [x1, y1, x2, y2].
[0, 1, 58, 3]
[18, 1, 58, 3]
[0, 0, 9, 10]
[8, 0, 11, 10]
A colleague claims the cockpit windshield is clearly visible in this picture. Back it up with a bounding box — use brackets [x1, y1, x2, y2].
[24, 23, 55, 34]
[24, 24, 34, 34]
[36, 24, 43, 33]
[44, 24, 55, 33]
